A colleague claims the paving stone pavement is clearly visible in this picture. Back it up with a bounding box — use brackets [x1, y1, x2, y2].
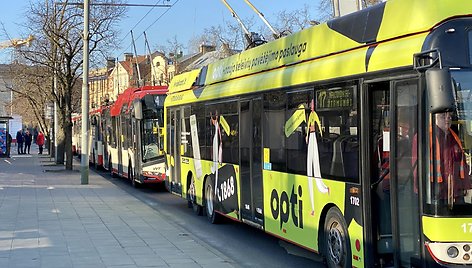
[0, 147, 234, 268]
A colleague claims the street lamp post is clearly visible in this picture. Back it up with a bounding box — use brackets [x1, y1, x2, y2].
[80, 0, 90, 184]
[10, 88, 13, 116]
[54, 1, 171, 184]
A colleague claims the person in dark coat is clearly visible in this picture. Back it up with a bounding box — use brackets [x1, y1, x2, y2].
[6, 131, 12, 158]
[16, 130, 24, 154]
[24, 131, 32, 154]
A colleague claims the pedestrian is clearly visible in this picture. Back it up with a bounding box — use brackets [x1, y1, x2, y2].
[6, 131, 12, 158]
[37, 131, 45, 155]
[24, 131, 32, 154]
[16, 129, 24, 154]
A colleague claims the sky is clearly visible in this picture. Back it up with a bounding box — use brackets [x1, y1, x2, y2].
[0, 0, 322, 64]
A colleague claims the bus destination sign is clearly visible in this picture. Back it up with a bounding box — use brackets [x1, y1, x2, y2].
[316, 87, 354, 111]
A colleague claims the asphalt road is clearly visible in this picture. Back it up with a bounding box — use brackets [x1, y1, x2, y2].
[96, 169, 326, 268]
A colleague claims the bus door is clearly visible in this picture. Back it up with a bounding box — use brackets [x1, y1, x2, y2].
[102, 114, 109, 168]
[131, 115, 140, 176]
[92, 115, 99, 166]
[117, 115, 124, 175]
[239, 98, 264, 226]
[366, 79, 420, 267]
[168, 108, 182, 194]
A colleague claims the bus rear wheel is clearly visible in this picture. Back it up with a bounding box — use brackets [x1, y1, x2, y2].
[188, 177, 202, 215]
[204, 177, 220, 224]
[323, 207, 351, 268]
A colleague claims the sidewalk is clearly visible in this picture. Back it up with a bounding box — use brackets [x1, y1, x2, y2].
[0, 147, 234, 268]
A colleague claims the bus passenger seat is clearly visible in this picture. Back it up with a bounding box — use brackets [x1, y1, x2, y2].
[318, 134, 335, 175]
[330, 135, 359, 179]
[343, 135, 359, 179]
[330, 136, 345, 177]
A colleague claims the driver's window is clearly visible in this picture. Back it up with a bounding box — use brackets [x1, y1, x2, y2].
[429, 111, 472, 208]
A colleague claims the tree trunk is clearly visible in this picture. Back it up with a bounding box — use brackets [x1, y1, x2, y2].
[64, 118, 73, 170]
[56, 125, 65, 165]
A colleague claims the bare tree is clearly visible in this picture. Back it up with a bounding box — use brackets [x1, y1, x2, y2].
[17, 0, 125, 170]
[7, 63, 54, 140]
[187, 15, 258, 54]
[318, 0, 384, 21]
[270, 4, 314, 38]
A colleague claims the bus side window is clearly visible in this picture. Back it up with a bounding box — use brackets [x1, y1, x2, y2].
[286, 90, 311, 175]
[263, 92, 287, 172]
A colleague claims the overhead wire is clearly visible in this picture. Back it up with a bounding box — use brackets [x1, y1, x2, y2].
[117, 0, 163, 46]
[115, 0, 181, 59]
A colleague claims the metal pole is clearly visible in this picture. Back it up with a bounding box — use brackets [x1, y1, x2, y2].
[53, 3, 58, 160]
[333, 0, 340, 17]
[10, 89, 13, 115]
[358, 0, 363, 10]
[81, 0, 90, 184]
[53, 63, 58, 159]
[243, 0, 279, 38]
[220, 0, 253, 45]
[130, 30, 142, 87]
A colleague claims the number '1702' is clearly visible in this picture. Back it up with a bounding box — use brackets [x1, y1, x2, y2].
[461, 223, 472, 233]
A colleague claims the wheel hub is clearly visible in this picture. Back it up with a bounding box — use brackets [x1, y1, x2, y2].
[328, 223, 344, 265]
[206, 184, 213, 215]
[189, 182, 195, 203]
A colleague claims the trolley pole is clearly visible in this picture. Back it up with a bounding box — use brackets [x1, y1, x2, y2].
[81, 0, 90, 184]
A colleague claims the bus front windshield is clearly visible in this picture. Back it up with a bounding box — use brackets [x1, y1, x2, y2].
[427, 70, 472, 216]
[141, 95, 165, 162]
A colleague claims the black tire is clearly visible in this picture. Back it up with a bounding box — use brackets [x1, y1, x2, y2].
[323, 207, 351, 268]
[188, 176, 202, 215]
[164, 181, 170, 192]
[204, 177, 220, 224]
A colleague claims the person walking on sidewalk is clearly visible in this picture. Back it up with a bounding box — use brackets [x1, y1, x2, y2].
[36, 131, 45, 154]
[24, 131, 32, 154]
[16, 130, 24, 154]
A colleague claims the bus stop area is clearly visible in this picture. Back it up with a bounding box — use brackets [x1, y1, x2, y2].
[0, 148, 234, 268]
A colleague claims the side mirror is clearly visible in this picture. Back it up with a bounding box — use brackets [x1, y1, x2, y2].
[426, 68, 455, 113]
[134, 100, 143, 120]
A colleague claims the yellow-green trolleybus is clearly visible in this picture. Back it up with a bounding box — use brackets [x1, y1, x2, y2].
[164, 0, 472, 266]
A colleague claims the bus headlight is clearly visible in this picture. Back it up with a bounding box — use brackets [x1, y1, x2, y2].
[464, 245, 471, 252]
[447, 246, 459, 258]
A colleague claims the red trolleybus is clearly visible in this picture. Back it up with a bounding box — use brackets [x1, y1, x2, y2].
[105, 85, 168, 187]
[72, 106, 109, 169]
[164, 0, 472, 267]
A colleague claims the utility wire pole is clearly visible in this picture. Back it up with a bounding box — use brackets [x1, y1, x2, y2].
[73, 1, 171, 184]
[54, 1, 171, 184]
[81, 0, 90, 184]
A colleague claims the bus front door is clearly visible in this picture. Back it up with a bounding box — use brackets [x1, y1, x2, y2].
[169, 109, 182, 194]
[367, 80, 420, 267]
[239, 98, 264, 227]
